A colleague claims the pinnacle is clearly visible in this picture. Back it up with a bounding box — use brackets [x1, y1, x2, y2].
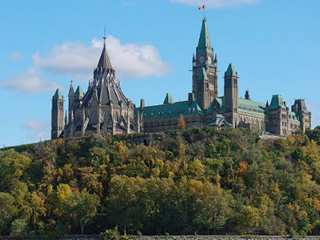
[97, 45, 113, 70]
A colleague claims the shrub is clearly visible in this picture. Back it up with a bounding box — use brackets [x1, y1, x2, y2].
[101, 226, 121, 240]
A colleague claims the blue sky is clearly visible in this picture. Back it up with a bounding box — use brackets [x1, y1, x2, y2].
[0, 0, 320, 147]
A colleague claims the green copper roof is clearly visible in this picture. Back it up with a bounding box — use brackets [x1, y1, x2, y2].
[197, 18, 213, 54]
[208, 97, 266, 117]
[205, 97, 225, 114]
[139, 100, 204, 120]
[238, 98, 266, 117]
[198, 67, 208, 80]
[269, 94, 286, 110]
[225, 63, 237, 77]
[53, 89, 63, 100]
[75, 86, 84, 99]
[163, 93, 173, 104]
[289, 112, 300, 123]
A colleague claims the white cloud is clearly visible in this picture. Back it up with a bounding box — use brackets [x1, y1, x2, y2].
[170, 0, 260, 8]
[23, 120, 50, 141]
[8, 52, 23, 61]
[1, 68, 63, 93]
[2, 36, 169, 93]
[33, 36, 171, 80]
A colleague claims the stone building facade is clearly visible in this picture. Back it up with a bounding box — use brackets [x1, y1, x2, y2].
[51, 18, 311, 139]
[137, 18, 311, 137]
[51, 40, 140, 139]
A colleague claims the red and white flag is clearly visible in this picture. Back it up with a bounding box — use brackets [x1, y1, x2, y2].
[198, 4, 205, 10]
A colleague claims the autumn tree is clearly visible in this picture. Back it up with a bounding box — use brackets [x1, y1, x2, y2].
[194, 182, 233, 234]
[237, 206, 260, 234]
[177, 114, 186, 130]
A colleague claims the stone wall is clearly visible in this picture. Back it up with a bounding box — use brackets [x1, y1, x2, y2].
[140, 237, 319, 240]
[1, 236, 319, 240]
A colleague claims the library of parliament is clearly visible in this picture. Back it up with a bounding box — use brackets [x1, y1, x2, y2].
[51, 18, 311, 139]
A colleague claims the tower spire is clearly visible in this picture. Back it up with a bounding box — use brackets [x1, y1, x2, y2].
[96, 27, 113, 70]
[197, 18, 213, 55]
[103, 26, 107, 47]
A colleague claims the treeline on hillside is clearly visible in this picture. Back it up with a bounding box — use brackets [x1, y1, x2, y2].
[1, 127, 320, 237]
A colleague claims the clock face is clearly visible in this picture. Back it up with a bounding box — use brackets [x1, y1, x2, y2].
[199, 56, 205, 64]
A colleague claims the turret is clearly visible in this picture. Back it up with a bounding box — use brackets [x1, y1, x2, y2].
[51, 89, 64, 139]
[68, 80, 74, 123]
[197, 67, 211, 110]
[70, 110, 74, 138]
[292, 99, 312, 132]
[64, 111, 68, 138]
[75, 86, 84, 101]
[163, 93, 173, 105]
[192, 54, 196, 67]
[224, 63, 238, 126]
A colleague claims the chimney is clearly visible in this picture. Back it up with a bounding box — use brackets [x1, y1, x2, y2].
[140, 99, 145, 110]
[188, 93, 195, 103]
[245, 90, 250, 100]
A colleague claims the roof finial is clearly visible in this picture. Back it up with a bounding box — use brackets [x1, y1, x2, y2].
[103, 26, 107, 47]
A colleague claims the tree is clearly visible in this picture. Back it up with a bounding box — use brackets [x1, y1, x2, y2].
[307, 126, 320, 144]
[143, 177, 175, 235]
[78, 167, 103, 196]
[0, 149, 31, 191]
[237, 206, 260, 234]
[27, 193, 46, 230]
[0, 193, 17, 235]
[107, 175, 146, 235]
[10, 219, 28, 237]
[194, 182, 233, 234]
[63, 190, 100, 235]
[177, 115, 186, 130]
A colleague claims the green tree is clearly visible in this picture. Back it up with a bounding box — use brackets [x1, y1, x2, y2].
[143, 177, 175, 234]
[0, 193, 17, 235]
[10, 219, 28, 237]
[107, 175, 146, 235]
[27, 192, 46, 230]
[194, 182, 233, 234]
[0, 149, 31, 191]
[237, 205, 260, 234]
[63, 190, 100, 235]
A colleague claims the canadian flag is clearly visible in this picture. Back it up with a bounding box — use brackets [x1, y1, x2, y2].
[198, 4, 205, 10]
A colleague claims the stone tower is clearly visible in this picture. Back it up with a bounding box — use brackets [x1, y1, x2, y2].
[192, 18, 218, 110]
[224, 64, 238, 127]
[266, 95, 289, 136]
[292, 99, 312, 132]
[51, 89, 64, 139]
[68, 80, 74, 123]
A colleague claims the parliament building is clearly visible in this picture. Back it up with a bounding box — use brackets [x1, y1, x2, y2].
[51, 18, 311, 139]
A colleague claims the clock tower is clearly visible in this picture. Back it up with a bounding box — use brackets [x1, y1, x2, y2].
[192, 18, 218, 110]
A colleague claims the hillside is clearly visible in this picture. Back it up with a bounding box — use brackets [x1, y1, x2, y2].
[1, 127, 320, 237]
